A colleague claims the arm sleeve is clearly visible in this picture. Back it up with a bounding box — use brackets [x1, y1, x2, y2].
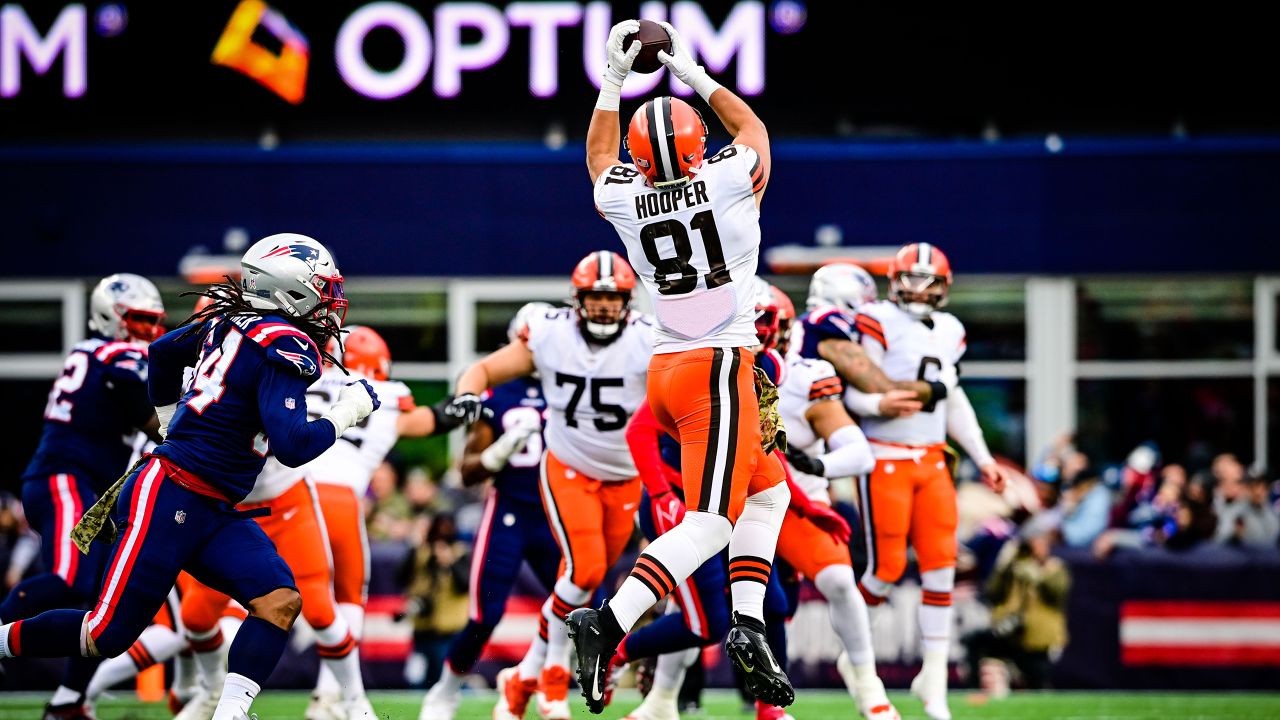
[777, 448, 815, 514]
[257, 363, 338, 467]
[626, 402, 676, 497]
[103, 352, 156, 428]
[844, 388, 884, 418]
[946, 386, 995, 467]
[816, 424, 876, 478]
[148, 327, 204, 406]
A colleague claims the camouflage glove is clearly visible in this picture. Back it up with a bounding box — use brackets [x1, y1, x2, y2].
[754, 365, 787, 454]
[71, 459, 142, 554]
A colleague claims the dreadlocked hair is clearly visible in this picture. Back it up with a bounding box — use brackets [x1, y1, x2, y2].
[179, 277, 346, 371]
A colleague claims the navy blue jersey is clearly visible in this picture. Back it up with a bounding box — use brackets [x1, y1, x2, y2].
[798, 305, 860, 361]
[23, 339, 153, 492]
[148, 314, 337, 503]
[480, 377, 547, 506]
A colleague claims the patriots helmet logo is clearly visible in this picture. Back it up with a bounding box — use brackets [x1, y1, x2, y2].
[261, 244, 321, 272]
[109, 279, 129, 294]
[275, 348, 318, 376]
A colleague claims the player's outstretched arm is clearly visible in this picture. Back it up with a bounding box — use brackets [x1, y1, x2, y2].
[454, 341, 537, 398]
[818, 337, 938, 405]
[587, 20, 641, 184]
[657, 21, 770, 204]
[946, 385, 1006, 492]
[259, 367, 378, 467]
[459, 422, 498, 486]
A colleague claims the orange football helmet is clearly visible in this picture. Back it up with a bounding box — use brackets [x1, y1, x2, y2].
[888, 242, 953, 318]
[330, 325, 391, 380]
[571, 250, 636, 344]
[626, 96, 708, 188]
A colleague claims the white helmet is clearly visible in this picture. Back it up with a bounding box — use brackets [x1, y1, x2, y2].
[508, 301, 553, 344]
[88, 273, 165, 344]
[239, 233, 346, 322]
[806, 263, 877, 316]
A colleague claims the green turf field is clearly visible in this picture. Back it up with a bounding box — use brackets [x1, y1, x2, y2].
[1, 690, 1278, 720]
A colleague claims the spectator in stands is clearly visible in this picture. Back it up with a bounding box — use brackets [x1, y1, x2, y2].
[1214, 473, 1280, 548]
[963, 513, 1070, 694]
[367, 458, 414, 541]
[400, 514, 470, 688]
[1056, 458, 1111, 548]
[0, 495, 39, 595]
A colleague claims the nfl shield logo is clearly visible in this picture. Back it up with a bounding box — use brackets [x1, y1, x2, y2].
[285, 397, 296, 410]
[175, 510, 186, 525]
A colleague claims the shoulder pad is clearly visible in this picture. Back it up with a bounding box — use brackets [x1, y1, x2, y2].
[802, 306, 857, 342]
[853, 312, 888, 349]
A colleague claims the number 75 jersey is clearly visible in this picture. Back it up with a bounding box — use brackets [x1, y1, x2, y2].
[525, 308, 653, 481]
[594, 144, 766, 354]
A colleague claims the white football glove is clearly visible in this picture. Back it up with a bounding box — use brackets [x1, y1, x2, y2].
[322, 380, 380, 439]
[655, 21, 721, 101]
[155, 403, 177, 439]
[597, 20, 641, 111]
[480, 415, 542, 473]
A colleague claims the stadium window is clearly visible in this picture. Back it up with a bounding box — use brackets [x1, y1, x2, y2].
[946, 277, 1026, 361]
[957, 378, 1027, 465]
[343, 287, 448, 364]
[1075, 378, 1253, 470]
[0, 298, 63, 353]
[1076, 278, 1253, 361]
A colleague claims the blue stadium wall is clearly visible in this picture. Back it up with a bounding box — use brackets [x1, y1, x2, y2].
[3, 137, 1280, 277]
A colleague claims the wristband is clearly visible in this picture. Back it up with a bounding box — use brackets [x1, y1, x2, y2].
[596, 77, 623, 112]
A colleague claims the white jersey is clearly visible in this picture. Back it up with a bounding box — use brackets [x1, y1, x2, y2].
[243, 368, 413, 503]
[779, 356, 847, 504]
[525, 307, 653, 480]
[594, 144, 766, 354]
[856, 300, 967, 447]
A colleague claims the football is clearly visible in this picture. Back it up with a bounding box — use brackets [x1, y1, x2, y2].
[624, 19, 673, 74]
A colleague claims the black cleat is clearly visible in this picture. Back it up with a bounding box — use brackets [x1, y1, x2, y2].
[565, 607, 617, 715]
[42, 702, 97, 720]
[725, 612, 794, 708]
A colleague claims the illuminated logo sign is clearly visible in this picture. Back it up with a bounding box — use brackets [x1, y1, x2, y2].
[334, 2, 774, 100]
[0, 3, 86, 98]
[212, 0, 310, 105]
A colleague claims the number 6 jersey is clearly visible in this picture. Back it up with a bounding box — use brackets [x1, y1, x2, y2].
[524, 307, 653, 480]
[594, 144, 766, 354]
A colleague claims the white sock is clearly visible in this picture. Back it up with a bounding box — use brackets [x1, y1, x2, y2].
[919, 568, 955, 659]
[0, 624, 14, 658]
[435, 664, 463, 694]
[314, 662, 339, 697]
[517, 618, 549, 681]
[313, 616, 363, 703]
[188, 627, 227, 689]
[815, 564, 876, 666]
[545, 579, 590, 671]
[728, 483, 790, 620]
[608, 511, 732, 631]
[87, 625, 186, 700]
[652, 647, 698, 694]
[50, 686, 82, 706]
[211, 672, 259, 720]
[338, 603, 365, 640]
[174, 651, 199, 696]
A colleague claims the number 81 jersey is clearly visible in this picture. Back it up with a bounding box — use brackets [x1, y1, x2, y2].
[525, 307, 653, 481]
[594, 145, 766, 354]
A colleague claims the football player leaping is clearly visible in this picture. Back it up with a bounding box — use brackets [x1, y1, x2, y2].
[438, 253, 653, 720]
[843, 243, 1008, 720]
[570, 19, 794, 714]
[0, 234, 380, 720]
[0, 274, 165, 719]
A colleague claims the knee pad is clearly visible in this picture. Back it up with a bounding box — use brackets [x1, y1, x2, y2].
[921, 567, 955, 593]
[312, 613, 351, 647]
[814, 564, 857, 604]
[745, 482, 790, 514]
[681, 511, 733, 560]
[858, 572, 893, 603]
[552, 578, 592, 606]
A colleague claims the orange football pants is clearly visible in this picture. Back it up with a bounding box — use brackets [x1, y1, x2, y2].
[539, 450, 640, 593]
[776, 507, 852, 580]
[858, 447, 958, 585]
[183, 479, 338, 633]
[315, 482, 369, 606]
[646, 347, 785, 522]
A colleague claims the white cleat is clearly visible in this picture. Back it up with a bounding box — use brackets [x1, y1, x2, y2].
[536, 694, 571, 720]
[343, 696, 377, 720]
[173, 686, 222, 720]
[419, 680, 462, 720]
[910, 666, 952, 720]
[305, 691, 345, 720]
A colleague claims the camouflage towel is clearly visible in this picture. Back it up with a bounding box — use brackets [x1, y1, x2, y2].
[754, 365, 787, 454]
[71, 457, 144, 554]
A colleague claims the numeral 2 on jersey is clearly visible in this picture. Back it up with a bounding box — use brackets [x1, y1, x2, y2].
[640, 210, 730, 295]
[43, 352, 89, 422]
[555, 373, 627, 431]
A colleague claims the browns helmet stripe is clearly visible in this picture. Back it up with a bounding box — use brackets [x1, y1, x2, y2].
[597, 250, 613, 285]
[646, 100, 670, 183]
[918, 242, 932, 267]
[660, 97, 682, 183]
